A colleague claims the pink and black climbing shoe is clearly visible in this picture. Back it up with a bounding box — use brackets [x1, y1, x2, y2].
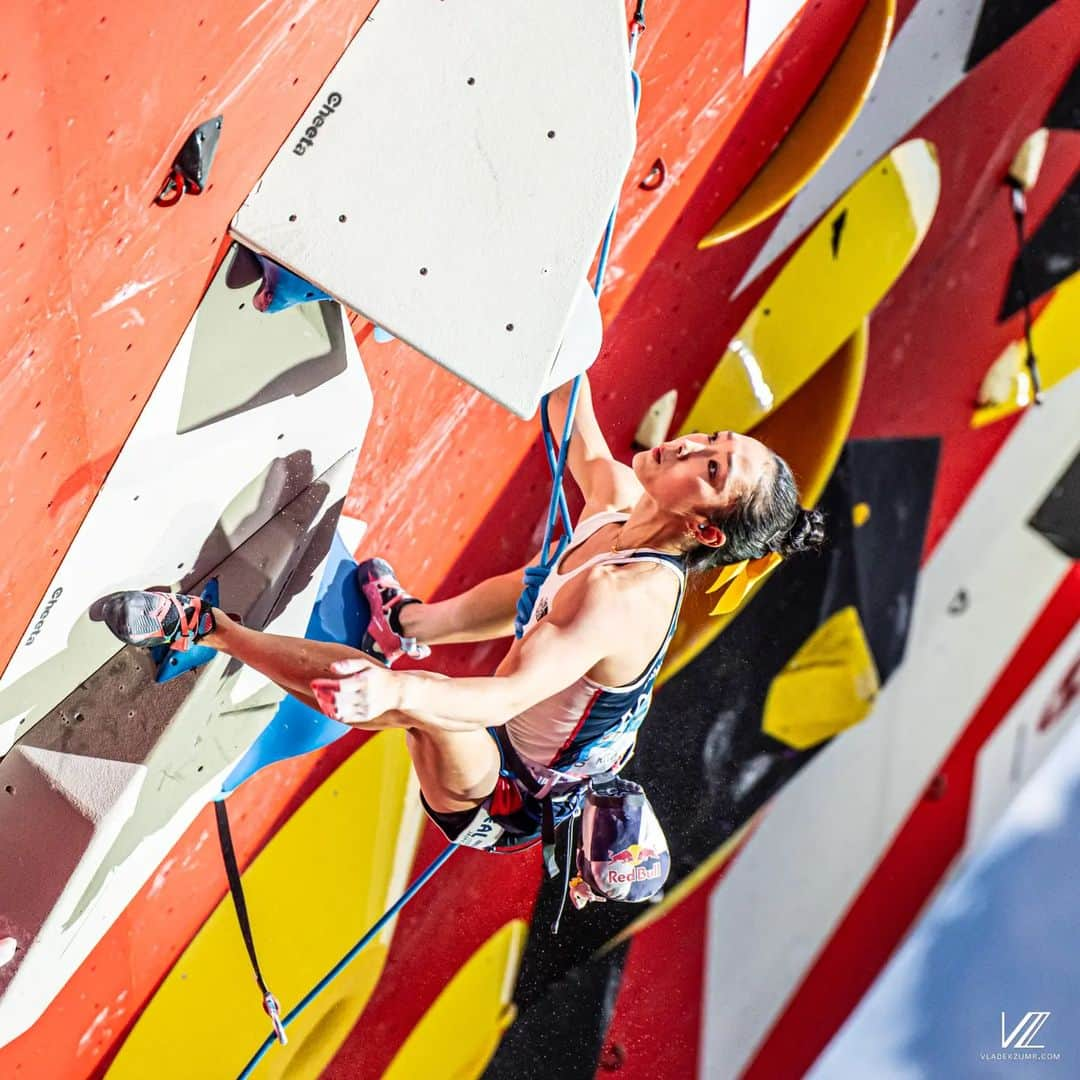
[356, 558, 429, 666]
[99, 590, 215, 653]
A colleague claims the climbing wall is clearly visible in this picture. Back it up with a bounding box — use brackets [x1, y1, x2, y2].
[0, 249, 370, 1046]
[0, 0, 1078, 1077]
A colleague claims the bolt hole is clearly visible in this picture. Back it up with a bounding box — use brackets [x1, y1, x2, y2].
[467, 77, 475, 85]
[277, 433, 285, 440]
[133, 495, 139, 501]
[288, 214, 297, 222]
[505, 323, 514, 331]
[547, 130, 556, 139]
[4, 786, 14, 796]
[419, 266, 428, 275]
[338, 214, 347, 223]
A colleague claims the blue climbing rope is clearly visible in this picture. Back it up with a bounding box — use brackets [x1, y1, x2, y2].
[514, 65, 643, 638]
[237, 842, 458, 1079]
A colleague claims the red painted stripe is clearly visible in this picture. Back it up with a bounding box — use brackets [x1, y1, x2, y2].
[549, 687, 603, 768]
[743, 562, 1080, 1079]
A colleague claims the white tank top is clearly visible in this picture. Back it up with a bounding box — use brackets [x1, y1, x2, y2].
[506, 511, 685, 785]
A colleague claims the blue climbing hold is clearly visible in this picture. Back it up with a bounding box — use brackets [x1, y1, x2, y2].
[253, 254, 332, 313]
[372, 326, 395, 344]
[218, 531, 373, 795]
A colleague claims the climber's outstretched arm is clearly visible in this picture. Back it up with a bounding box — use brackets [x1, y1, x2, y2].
[399, 555, 540, 646]
[545, 374, 644, 512]
[317, 568, 617, 731]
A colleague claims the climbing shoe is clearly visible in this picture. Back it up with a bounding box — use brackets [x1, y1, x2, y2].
[99, 589, 216, 653]
[356, 558, 430, 666]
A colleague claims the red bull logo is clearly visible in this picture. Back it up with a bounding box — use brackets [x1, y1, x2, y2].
[605, 843, 662, 885]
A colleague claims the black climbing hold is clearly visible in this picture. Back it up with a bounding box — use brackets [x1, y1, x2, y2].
[1029, 448, 1080, 560]
[999, 173, 1080, 320]
[1045, 59, 1079, 131]
[156, 115, 224, 206]
[947, 588, 969, 615]
[965, 0, 1057, 72]
[830, 209, 848, 259]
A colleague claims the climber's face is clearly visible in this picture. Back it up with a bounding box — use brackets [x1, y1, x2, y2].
[632, 430, 773, 518]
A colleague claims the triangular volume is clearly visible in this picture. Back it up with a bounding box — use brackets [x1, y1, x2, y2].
[999, 174, 1080, 320]
[1045, 60, 1080, 130]
[965, 0, 1058, 71]
[10, 746, 146, 825]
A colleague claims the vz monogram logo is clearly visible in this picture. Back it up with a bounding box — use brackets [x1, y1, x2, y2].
[1001, 1011, 1050, 1049]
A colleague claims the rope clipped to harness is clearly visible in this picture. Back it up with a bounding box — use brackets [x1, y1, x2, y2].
[514, 54, 644, 639]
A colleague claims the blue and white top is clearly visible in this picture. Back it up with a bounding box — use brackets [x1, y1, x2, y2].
[506, 511, 686, 789]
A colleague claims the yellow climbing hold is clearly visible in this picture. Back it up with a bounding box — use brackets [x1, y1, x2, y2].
[382, 920, 527, 1080]
[852, 502, 871, 527]
[973, 271, 1080, 427]
[706, 552, 783, 616]
[683, 139, 939, 438]
[762, 606, 880, 750]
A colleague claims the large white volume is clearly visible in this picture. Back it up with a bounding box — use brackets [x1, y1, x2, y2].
[231, 0, 635, 419]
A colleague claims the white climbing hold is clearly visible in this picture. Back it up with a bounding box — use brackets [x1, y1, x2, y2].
[1007, 129, 1049, 193]
[633, 389, 677, 449]
[0, 938, 16, 968]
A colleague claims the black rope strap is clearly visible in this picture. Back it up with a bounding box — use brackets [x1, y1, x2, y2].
[214, 800, 287, 1045]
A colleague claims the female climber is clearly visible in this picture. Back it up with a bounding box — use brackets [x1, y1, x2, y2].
[98, 374, 824, 846]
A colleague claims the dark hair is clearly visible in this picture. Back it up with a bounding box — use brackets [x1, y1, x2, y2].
[686, 453, 826, 572]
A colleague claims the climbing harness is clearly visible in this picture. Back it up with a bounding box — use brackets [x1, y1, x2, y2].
[229, 6, 650, 1073]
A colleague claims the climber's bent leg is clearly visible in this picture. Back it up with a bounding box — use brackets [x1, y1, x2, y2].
[202, 610, 373, 713]
[403, 723, 501, 814]
[204, 613, 499, 811]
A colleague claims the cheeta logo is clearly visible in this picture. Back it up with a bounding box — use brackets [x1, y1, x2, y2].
[292, 92, 343, 156]
[24, 587, 63, 646]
